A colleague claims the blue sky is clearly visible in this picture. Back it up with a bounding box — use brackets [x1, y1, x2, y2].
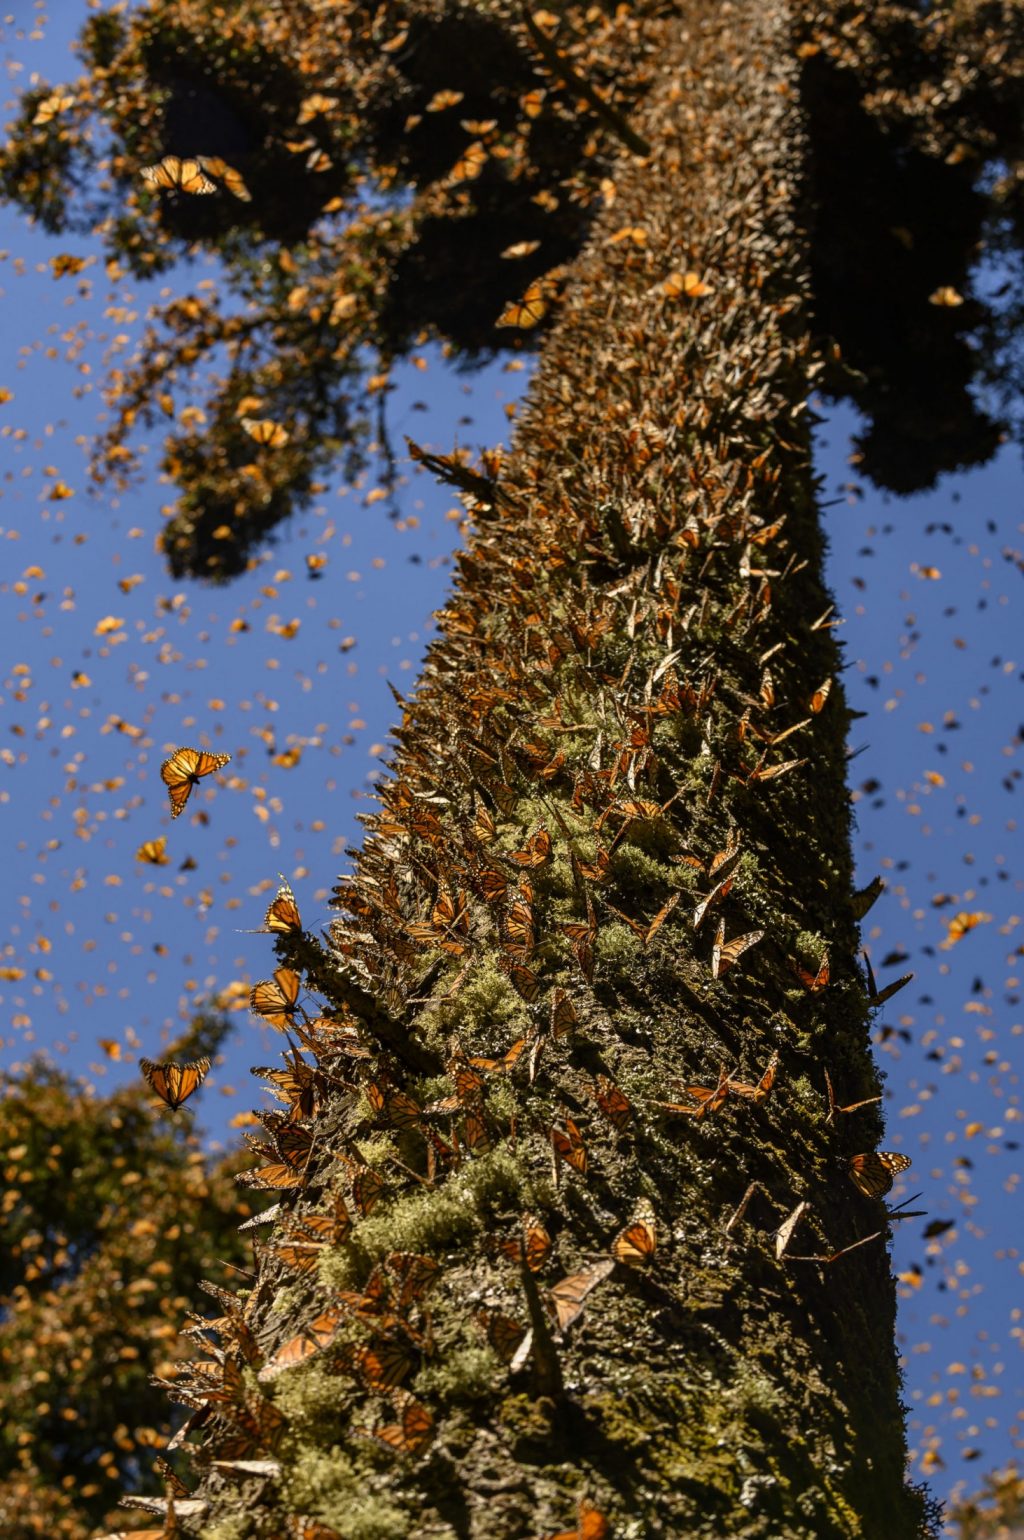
[1, 2, 1021, 1519]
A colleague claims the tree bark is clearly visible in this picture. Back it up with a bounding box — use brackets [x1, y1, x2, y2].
[171, 2, 928, 1536]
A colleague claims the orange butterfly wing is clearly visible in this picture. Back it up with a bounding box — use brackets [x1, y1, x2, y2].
[160, 747, 230, 818]
[265, 884, 302, 933]
[848, 1151, 911, 1198]
[140, 1056, 210, 1111]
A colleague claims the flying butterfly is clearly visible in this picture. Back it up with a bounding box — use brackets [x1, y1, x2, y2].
[241, 416, 290, 449]
[32, 91, 75, 126]
[140, 155, 217, 195]
[135, 836, 170, 866]
[446, 139, 488, 185]
[160, 746, 231, 818]
[139, 1056, 210, 1112]
[199, 155, 252, 201]
[848, 1151, 911, 1199]
[496, 278, 548, 330]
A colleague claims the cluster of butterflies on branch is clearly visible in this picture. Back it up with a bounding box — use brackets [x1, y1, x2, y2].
[120, 30, 921, 1531]
[133, 473, 919, 1517]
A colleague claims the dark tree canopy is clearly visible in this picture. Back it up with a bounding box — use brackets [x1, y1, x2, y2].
[1, 0, 1021, 579]
[0, 1014, 259, 1540]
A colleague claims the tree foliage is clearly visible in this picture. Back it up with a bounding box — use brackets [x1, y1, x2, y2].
[0, 1014, 257, 1540]
[1, 0, 1021, 579]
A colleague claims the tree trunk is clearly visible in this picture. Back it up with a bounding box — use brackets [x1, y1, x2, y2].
[171, 2, 928, 1536]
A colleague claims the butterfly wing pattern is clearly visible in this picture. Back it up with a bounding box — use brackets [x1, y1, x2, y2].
[139, 1056, 210, 1111]
[160, 747, 231, 818]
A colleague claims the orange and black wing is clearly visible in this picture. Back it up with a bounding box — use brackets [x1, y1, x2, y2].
[160, 747, 231, 818]
[140, 1055, 210, 1111]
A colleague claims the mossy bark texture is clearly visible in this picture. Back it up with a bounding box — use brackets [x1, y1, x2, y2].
[165, 3, 927, 1537]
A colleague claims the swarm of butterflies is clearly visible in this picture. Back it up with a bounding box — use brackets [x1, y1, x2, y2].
[138, 744, 916, 1493]
[118, 47, 917, 1531]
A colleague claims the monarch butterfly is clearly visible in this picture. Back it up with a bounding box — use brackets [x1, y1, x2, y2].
[692, 874, 734, 932]
[236, 1159, 307, 1191]
[359, 1390, 435, 1455]
[383, 1088, 424, 1129]
[503, 896, 535, 960]
[426, 88, 464, 112]
[273, 1237, 324, 1278]
[549, 1258, 615, 1332]
[500, 1214, 552, 1272]
[593, 1075, 632, 1132]
[510, 827, 552, 868]
[259, 1305, 346, 1380]
[139, 1056, 210, 1111]
[551, 1118, 587, 1175]
[241, 416, 290, 449]
[496, 279, 548, 329]
[387, 1250, 442, 1306]
[474, 805, 497, 845]
[352, 1166, 386, 1217]
[500, 239, 541, 259]
[160, 746, 231, 818]
[446, 139, 488, 185]
[848, 1150, 911, 1199]
[444, 1057, 484, 1104]
[297, 92, 340, 124]
[461, 1109, 492, 1155]
[794, 953, 830, 993]
[32, 91, 75, 126]
[264, 882, 302, 933]
[657, 1063, 730, 1119]
[862, 949, 914, 1005]
[476, 1307, 527, 1363]
[507, 961, 541, 1002]
[140, 155, 217, 195]
[809, 677, 832, 714]
[466, 1036, 528, 1077]
[337, 1340, 414, 1391]
[823, 1067, 881, 1123]
[550, 989, 578, 1039]
[135, 836, 170, 866]
[198, 155, 251, 201]
[711, 919, 764, 979]
[611, 1208, 656, 1266]
[728, 1053, 778, 1104]
[250, 967, 302, 1026]
[662, 268, 712, 298]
